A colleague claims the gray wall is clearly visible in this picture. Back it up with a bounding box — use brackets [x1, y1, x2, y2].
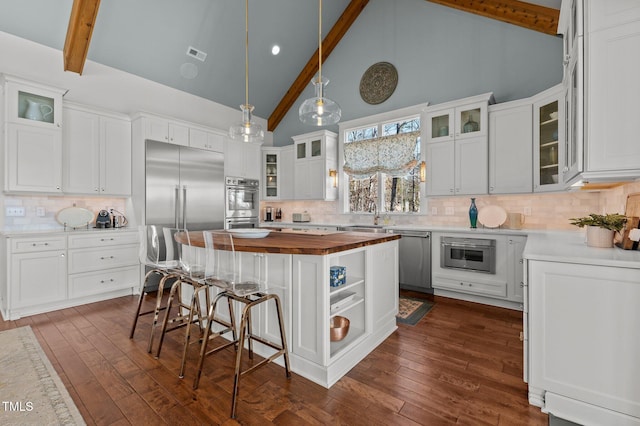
[273, 0, 563, 146]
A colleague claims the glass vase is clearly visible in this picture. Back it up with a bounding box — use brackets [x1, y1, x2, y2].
[469, 198, 478, 228]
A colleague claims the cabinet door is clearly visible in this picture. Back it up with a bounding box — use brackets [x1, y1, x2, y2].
[10, 250, 67, 309]
[425, 108, 454, 143]
[489, 104, 533, 194]
[455, 102, 488, 139]
[6, 123, 62, 192]
[63, 108, 101, 194]
[225, 141, 260, 179]
[507, 237, 526, 303]
[280, 145, 294, 200]
[587, 20, 640, 172]
[534, 92, 564, 192]
[145, 117, 169, 142]
[190, 129, 225, 152]
[243, 143, 261, 180]
[294, 161, 309, 199]
[260, 254, 292, 348]
[101, 116, 131, 195]
[564, 38, 583, 183]
[456, 137, 487, 195]
[5, 78, 64, 128]
[168, 123, 189, 146]
[307, 158, 325, 200]
[263, 150, 279, 199]
[426, 141, 454, 196]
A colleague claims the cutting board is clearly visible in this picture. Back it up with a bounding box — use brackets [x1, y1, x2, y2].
[619, 193, 640, 250]
[625, 193, 640, 218]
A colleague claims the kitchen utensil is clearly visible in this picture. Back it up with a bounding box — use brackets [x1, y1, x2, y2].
[227, 229, 271, 239]
[24, 99, 53, 121]
[56, 207, 94, 229]
[507, 212, 524, 230]
[95, 209, 112, 228]
[329, 316, 350, 341]
[477, 205, 507, 228]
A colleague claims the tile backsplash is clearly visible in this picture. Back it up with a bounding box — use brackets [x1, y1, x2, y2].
[261, 181, 640, 230]
[2, 195, 127, 230]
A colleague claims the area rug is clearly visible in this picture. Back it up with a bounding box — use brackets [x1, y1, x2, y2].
[397, 296, 434, 325]
[0, 326, 85, 425]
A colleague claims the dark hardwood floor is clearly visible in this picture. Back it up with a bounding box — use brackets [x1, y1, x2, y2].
[0, 290, 548, 425]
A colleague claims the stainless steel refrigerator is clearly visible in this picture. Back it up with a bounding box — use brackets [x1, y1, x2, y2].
[145, 140, 224, 231]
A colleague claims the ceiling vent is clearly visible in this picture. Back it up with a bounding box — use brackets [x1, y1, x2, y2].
[186, 46, 207, 62]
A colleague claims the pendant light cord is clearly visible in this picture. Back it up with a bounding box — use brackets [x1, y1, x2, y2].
[318, 0, 322, 84]
[245, 0, 249, 106]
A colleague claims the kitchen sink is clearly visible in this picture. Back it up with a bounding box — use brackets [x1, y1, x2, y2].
[339, 225, 389, 234]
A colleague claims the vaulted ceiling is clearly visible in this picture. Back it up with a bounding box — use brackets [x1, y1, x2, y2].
[1, 0, 560, 133]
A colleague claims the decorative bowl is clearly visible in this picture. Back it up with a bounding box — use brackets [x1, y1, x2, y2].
[549, 111, 558, 120]
[330, 316, 350, 341]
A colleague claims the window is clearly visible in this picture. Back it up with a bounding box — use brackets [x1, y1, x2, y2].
[342, 110, 422, 214]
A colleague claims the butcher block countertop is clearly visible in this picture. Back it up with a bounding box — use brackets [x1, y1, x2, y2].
[180, 230, 400, 255]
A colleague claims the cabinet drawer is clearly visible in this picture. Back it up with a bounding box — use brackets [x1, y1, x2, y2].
[433, 276, 507, 298]
[68, 231, 138, 248]
[10, 236, 66, 253]
[68, 244, 138, 274]
[69, 265, 139, 299]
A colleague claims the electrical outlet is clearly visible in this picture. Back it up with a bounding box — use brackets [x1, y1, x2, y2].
[36, 207, 46, 217]
[524, 206, 532, 216]
[6, 207, 25, 217]
[431, 207, 437, 216]
[445, 207, 454, 216]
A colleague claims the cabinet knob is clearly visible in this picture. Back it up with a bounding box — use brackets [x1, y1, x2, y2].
[95, 188, 99, 192]
[56, 186, 61, 190]
[520, 282, 524, 288]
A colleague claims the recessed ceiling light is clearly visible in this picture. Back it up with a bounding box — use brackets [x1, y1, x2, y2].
[271, 45, 280, 55]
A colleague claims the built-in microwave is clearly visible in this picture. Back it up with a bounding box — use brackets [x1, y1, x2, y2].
[440, 236, 496, 274]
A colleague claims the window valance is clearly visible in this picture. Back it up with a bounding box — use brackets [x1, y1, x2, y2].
[343, 131, 419, 179]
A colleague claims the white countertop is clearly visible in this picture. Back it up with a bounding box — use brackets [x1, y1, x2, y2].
[1, 226, 136, 238]
[523, 231, 640, 269]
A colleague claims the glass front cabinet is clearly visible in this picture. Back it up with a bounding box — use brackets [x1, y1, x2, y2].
[2, 75, 65, 128]
[262, 148, 280, 199]
[533, 85, 565, 192]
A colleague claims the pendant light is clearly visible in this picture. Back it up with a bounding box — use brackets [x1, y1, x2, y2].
[229, 0, 264, 143]
[299, 0, 341, 126]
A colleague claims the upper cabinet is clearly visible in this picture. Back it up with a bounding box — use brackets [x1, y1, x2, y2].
[559, 0, 640, 184]
[189, 128, 224, 152]
[1, 75, 66, 193]
[292, 130, 337, 201]
[424, 93, 494, 196]
[262, 145, 294, 200]
[533, 85, 565, 192]
[63, 103, 132, 196]
[224, 139, 261, 180]
[488, 99, 533, 194]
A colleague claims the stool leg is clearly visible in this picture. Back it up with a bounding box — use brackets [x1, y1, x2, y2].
[178, 284, 205, 378]
[231, 303, 251, 419]
[130, 269, 164, 339]
[147, 272, 178, 353]
[193, 291, 229, 389]
[273, 295, 291, 378]
[154, 279, 181, 357]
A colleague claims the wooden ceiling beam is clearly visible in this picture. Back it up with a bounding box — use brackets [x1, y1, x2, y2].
[425, 0, 559, 35]
[63, 0, 101, 74]
[268, 0, 369, 132]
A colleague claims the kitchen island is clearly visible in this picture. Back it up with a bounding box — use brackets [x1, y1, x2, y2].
[183, 229, 400, 388]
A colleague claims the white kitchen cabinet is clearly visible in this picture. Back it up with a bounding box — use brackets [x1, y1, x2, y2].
[558, 0, 640, 184]
[261, 145, 294, 200]
[189, 128, 224, 152]
[1, 74, 64, 129]
[488, 100, 533, 194]
[424, 93, 493, 196]
[292, 130, 337, 200]
[527, 259, 640, 425]
[507, 236, 526, 303]
[532, 85, 565, 192]
[224, 139, 261, 180]
[0, 230, 138, 320]
[63, 104, 132, 195]
[135, 114, 189, 146]
[3, 235, 67, 320]
[5, 123, 63, 193]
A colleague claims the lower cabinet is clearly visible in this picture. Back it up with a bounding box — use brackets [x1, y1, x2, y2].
[1, 230, 138, 320]
[431, 232, 526, 309]
[526, 259, 640, 425]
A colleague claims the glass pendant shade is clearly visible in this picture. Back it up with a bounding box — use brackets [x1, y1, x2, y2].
[229, 104, 264, 143]
[299, 76, 341, 126]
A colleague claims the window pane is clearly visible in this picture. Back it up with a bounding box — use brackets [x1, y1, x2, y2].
[348, 175, 378, 213]
[382, 118, 420, 136]
[346, 126, 377, 142]
[383, 163, 421, 213]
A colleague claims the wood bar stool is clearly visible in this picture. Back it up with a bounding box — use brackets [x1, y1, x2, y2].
[193, 230, 291, 419]
[129, 225, 181, 353]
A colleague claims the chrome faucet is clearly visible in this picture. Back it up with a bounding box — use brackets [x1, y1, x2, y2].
[373, 203, 380, 225]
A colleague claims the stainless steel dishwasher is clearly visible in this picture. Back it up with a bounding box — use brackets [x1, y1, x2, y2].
[393, 229, 432, 293]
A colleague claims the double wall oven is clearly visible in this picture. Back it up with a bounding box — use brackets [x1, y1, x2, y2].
[224, 176, 259, 229]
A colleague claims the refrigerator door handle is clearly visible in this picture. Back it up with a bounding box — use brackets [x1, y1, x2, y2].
[174, 185, 180, 228]
[182, 186, 188, 229]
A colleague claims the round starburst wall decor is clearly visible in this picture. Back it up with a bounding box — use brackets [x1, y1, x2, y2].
[359, 62, 398, 105]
